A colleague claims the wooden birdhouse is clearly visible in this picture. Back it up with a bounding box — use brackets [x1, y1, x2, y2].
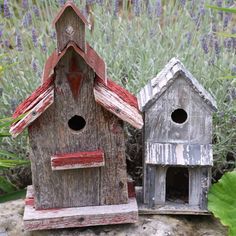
[137, 58, 217, 214]
[10, 1, 143, 231]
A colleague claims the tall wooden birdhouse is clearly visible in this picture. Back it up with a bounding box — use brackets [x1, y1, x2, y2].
[10, 1, 143, 231]
[137, 58, 217, 214]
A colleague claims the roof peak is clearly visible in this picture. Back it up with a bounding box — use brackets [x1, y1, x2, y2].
[52, 1, 89, 26]
[137, 57, 217, 112]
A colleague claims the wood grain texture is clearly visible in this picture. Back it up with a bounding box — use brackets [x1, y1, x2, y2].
[137, 57, 217, 112]
[55, 6, 86, 52]
[24, 187, 138, 231]
[29, 49, 128, 209]
[144, 77, 213, 144]
[10, 88, 54, 138]
[51, 150, 105, 170]
[145, 143, 213, 166]
[94, 76, 143, 129]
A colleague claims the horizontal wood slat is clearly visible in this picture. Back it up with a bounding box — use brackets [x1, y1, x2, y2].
[24, 187, 138, 231]
[51, 150, 105, 170]
[146, 143, 213, 166]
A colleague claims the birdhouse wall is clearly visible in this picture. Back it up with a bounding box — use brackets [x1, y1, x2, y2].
[144, 76, 213, 145]
[28, 49, 128, 210]
[56, 7, 86, 52]
[143, 165, 211, 210]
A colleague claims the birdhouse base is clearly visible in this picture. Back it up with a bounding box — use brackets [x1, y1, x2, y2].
[135, 187, 210, 215]
[23, 186, 138, 231]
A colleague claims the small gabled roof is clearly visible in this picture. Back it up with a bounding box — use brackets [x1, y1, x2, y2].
[42, 42, 107, 84]
[53, 0, 89, 26]
[137, 58, 217, 112]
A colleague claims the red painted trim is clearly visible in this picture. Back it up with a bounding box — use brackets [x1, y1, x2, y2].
[51, 150, 104, 169]
[52, 1, 88, 26]
[128, 181, 136, 198]
[42, 42, 106, 84]
[13, 76, 55, 119]
[95, 76, 139, 110]
[25, 198, 34, 206]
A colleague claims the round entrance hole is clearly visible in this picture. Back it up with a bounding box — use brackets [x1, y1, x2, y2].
[68, 115, 86, 131]
[171, 108, 188, 124]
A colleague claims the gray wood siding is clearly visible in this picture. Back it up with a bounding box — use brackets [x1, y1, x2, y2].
[145, 76, 213, 144]
[29, 49, 128, 209]
[145, 143, 213, 166]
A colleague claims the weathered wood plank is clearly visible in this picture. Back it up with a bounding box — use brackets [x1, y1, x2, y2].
[155, 166, 167, 205]
[94, 77, 143, 129]
[55, 4, 86, 52]
[146, 143, 213, 166]
[24, 195, 138, 231]
[10, 88, 54, 138]
[189, 168, 201, 206]
[29, 49, 128, 209]
[51, 150, 105, 170]
[200, 167, 211, 210]
[137, 57, 217, 112]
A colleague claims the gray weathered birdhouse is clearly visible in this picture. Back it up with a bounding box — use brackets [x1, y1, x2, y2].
[10, 1, 143, 231]
[137, 58, 217, 214]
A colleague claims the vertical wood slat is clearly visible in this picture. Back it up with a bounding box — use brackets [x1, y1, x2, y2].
[155, 166, 167, 205]
[189, 167, 201, 206]
[29, 50, 128, 209]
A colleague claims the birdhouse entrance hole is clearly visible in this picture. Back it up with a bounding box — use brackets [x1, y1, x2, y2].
[68, 115, 86, 131]
[171, 109, 188, 124]
[166, 167, 189, 204]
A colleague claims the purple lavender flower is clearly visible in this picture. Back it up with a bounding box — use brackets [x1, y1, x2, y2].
[0, 27, 3, 39]
[32, 28, 38, 47]
[51, 31, 56, 41]
[22, 0, 28, 9]
[186, 32, 192, 45]
[223, 13, 231, 30]
[16, 33, 23, 51]
[32, 5, 40, 18]
[200, 35, 209, 54]
[4, 40, 10, 48]
[214, 38, 221, 57]
[41, 40, 47, 53]
[58, 0, 65, 7]
[4, 0, 11, 18]
[147, 2, 152, 18]
[155, 0, 162, 17]
[113, 0, 119, 17]
[216, 0, 223, 19]
[96, 0, 103, 5]
[22, 12, 32, 27]
[224, 38, 232, 52]
[32, 59, 38, 73]
[212, 23, 217, 33]
[134, 0, 140, 17]
[180, 0, 186, 7]
[231, 27, 236, 48]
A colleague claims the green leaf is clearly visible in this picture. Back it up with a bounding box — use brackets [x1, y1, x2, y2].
[206, 5, 236, 14]
[0, 189, 26, 203]
[216, 32, 236, 38]
[0, 159, 29, 169]
[0, 150, 17, 158]
[0, 132, 11, 138]
[208, 171, 236, 236]
[0, 176, 16, 193]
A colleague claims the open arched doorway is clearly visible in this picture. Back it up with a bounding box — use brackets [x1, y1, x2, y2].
[166, 167, 189, 204]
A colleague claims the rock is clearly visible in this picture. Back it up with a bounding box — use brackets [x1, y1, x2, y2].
[0, 200, 227, 236]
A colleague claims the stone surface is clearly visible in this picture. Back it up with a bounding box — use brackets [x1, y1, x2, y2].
[0, 199, 227, 236]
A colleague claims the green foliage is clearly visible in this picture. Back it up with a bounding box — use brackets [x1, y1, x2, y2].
[208, 171, 236, 236]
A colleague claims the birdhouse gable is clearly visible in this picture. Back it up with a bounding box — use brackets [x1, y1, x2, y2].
[53, 1, 89, 52]
[138, 58, 217, 112]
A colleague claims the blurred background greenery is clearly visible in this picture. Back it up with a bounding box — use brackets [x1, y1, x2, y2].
[0, 0, 235, 194]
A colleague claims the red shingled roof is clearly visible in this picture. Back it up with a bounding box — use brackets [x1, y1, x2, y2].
[52, 1, 88, 26]
[42, 42, 107, 84]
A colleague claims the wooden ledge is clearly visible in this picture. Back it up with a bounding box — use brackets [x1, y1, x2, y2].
[24, 186, 138, 231]
[51, 150, 105, 170]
